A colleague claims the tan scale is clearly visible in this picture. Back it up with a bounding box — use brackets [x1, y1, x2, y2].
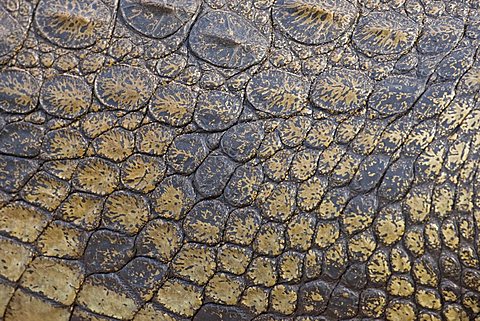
[0, 202, 49, 243]
[270, 284, 297, 315]
[390, 247, 411, 273]
[296, 176, 327, 212]
[240, 286, 269, 314]
[278, 251, 303, 282]
[102, 191, 150, 234]
[314, 220, 340, 248]
[387, 275, 415, 297]
[36, 221, 88, 258]
[374, 205, 405, 245]
[286, 213, 316, 251]
[21, 171, 69, 211]
[171, 244, 216, 285]
[205, 273, 245, 305]
[20, 256, 83, 305]
[386, 300, 416, 321]
[290, 148, 320, 181]
[217, 244, 252, 275]
[4, 289, 70, 321]
[263, 149, 294, 182]
[367, 251, 391, 283]
[93, 127, 135, 162]
[0, 237, 34, 282]
[57, 192, 103, 230]
[416, 288, 442, 310]
[348, 229, 377, 262]
[246, 256, 277, 287]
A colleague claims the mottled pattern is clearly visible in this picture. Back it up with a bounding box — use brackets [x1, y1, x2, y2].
[1, 0, 480, 321]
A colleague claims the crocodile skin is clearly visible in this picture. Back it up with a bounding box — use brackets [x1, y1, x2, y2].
[1, 0, 480, 320]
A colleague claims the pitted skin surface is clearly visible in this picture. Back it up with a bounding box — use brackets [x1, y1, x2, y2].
[1, 0, 480, 321]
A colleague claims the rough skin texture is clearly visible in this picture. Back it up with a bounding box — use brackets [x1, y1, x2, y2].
[1, 0, 480, 320]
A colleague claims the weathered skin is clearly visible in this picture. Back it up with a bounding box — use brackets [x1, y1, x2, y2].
[1, 0, 480, 320]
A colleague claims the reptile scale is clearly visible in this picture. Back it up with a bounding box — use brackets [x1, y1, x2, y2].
[0, 0, 480, 320]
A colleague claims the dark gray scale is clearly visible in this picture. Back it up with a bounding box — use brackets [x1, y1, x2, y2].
[350, 154, 390, 193]
[34, 0, 114, 48]
[194, 304, 254, 321]
[194, 90, 242, 132]
[0, 156, 39, 193]
[378, 157, 415, 201]
[440, 252, 462, 281]
[84, 230, 135, 274]
[220, 122, 264, 162]
[413, 82, 456, 120]
[252, 314, 295, 321]
[417, 54, 444, 78]
[464, 268, 480, 292]
[375, 114, 414, 155]
[368, 76, 425, 117]
[0, 5, 27, 59]
[395, 54, 419, 73]
[120, 0, 200, 39]
[183, 199, 229, 245]
[117, 257, 167, 301]
[189, 11, 269, 69]
[341, 264, 368, 291]
[436, 47, 476, 81]
[194, 154, 237, 198]
[417, 17, 464, 55]
[224, 164, 263, 207]
[272, 0, 358, 45]
[0, 69, 39, 113]
[0, 122, 44, 157]
[166, 133, 209, 174]
[298, 280, 334, 314]
[326, 285, 359, 319]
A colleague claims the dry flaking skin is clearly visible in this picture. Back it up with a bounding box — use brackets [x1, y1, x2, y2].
[1, 0, 480, 320]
